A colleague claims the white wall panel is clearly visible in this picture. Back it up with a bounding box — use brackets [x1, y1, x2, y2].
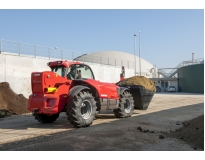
[0, 54, 136, 98]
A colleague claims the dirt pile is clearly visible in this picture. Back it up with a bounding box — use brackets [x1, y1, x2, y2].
[168, 114, 204, 150]
[117, 76, 156, 91]
[0, 82, 29, 118]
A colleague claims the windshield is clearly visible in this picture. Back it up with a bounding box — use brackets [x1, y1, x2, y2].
[66, 64, 94, 80]
[51, 66, 67, 77]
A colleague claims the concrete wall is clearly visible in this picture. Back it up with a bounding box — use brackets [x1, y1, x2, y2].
[0, 53, 134, 98]
[85, 63, 134, 83]
[0, 54, 51, 97]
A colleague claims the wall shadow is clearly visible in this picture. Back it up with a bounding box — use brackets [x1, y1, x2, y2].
[0, 102, 204, 151]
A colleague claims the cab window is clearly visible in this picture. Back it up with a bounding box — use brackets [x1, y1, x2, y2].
[51, 66, 67, 77]
[67, 64, 94, 80]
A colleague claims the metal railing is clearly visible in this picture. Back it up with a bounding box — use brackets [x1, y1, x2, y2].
[158, 69, 169, 78]
[0, 39, 134, 69]
[74, 54, 134, 68]
[159, 58, 204, 78]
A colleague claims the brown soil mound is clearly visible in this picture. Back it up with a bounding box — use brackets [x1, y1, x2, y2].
[117, 76, 156, 91]
[0, 82, 29, 118]
[168, 114, 204, 150]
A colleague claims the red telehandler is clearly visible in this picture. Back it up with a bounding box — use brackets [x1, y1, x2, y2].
[28, 60, 154, 128]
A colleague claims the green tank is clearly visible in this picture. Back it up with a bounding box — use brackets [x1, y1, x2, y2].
[178, 63, 204, 93]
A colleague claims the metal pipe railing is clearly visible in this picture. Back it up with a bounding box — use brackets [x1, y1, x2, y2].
[0, 39, 135, 69]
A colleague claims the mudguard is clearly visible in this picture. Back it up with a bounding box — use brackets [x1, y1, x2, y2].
[68, 85, 90, 99]
[66, 85, 91, 113]
[119, 87, 130, 95]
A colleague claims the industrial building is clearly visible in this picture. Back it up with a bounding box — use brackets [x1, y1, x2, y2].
[151, 54, 204, 93]
[74, 51, 157, 78]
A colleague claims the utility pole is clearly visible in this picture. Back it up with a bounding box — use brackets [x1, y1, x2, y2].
[139, 30, 141, 76]
[134, 34, 137, 76]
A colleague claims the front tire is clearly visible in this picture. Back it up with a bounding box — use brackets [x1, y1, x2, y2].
[34, 114, 59, 123]
[67, 91, 96, 128]
[113, 91, 134, 118]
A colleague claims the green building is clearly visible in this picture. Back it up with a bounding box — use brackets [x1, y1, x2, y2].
[178, 63, 204, 93]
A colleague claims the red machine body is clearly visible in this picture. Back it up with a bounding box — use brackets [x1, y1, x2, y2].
[28, 60, 120, 115]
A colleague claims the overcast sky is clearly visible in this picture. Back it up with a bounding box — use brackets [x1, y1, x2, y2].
[0, 1, 204, 69]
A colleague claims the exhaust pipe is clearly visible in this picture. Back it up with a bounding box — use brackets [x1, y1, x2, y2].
[192, 52, 195, 63]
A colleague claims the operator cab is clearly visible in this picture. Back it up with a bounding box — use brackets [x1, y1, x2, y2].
[66, 64, 95, 80]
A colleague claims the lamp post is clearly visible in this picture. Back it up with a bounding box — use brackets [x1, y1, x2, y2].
[139, 30, 141, 76]
[134, 34, 137, 76]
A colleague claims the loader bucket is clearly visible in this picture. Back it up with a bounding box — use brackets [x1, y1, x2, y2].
[119, 85, 155, 110]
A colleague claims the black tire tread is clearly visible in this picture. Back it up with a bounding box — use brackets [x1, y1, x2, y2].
[113, 91, 134, 118]
[66, 91, 96, 128]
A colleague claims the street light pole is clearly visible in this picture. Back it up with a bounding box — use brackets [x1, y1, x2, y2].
[54, 47, 57, 59]
[139, 30, 141, 76]
[134, 34, 137, 76]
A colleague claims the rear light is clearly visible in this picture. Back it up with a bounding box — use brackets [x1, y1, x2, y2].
[47, 62, 50, 66]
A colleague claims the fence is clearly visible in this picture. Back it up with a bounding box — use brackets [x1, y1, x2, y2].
[0, 39, 134, 69]
[74, 54, 134, 68]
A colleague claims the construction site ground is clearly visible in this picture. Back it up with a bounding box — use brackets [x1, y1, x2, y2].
[0, 92, 204, 151]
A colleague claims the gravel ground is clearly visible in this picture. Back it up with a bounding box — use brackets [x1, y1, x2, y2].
[0, 82, 204, 151]
[0, 92, 203, 151]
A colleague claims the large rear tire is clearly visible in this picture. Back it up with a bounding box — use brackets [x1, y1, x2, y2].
[113, 91, 134, 118]
[34, 114, 59, 123]
[67, 91, 96, 128]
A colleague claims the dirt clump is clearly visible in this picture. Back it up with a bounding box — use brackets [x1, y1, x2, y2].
[168, 114, 204, 150]
[117, 76, 156, 91]
[0, 82, 29, 118]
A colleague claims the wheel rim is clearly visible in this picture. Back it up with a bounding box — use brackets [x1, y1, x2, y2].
[81, 100, 92, 119]
[124, 99, 131, 113]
